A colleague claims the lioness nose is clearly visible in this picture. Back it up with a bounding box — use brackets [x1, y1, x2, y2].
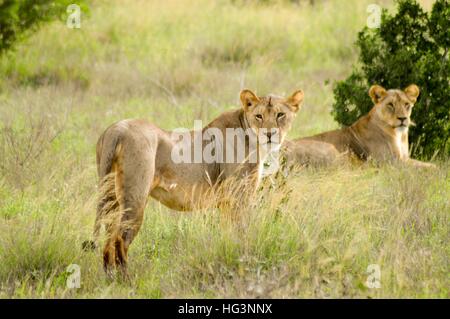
[398, 117, 407, 122]
[265, 131, 278, 141]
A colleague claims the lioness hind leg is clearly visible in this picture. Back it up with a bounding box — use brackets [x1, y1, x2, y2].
[102, 137, 154, 276]
[102, 185, 149, 277]
[113, 191, 148, 277]
[103, 230, 126, 278]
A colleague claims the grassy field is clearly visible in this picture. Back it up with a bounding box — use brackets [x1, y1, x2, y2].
[0, 0, 448, 298]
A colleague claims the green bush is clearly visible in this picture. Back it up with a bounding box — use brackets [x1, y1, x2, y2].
[332, 0, 450, 159]
[0, 0, 87, 55]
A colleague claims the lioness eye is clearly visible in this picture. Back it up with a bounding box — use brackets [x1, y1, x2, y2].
[277, 112, 285, 120]
[255, 114, 263, 120]
[387, 103, 395, 111]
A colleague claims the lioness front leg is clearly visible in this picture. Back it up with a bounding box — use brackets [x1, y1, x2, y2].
[406, 158, 437, 169]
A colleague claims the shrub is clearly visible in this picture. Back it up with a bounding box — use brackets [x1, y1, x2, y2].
[332, 0, 450, 159]
[0, 0, 87, 55]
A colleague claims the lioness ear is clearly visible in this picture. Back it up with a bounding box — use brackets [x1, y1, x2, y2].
[404, 84, 420, 103]
[369, 85, 387, 104]
[240, 89, 260, 111]
[285, 89, 304, 112]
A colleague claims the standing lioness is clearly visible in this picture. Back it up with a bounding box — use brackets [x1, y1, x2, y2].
[91, 89, 303, 274]
[293, 84, 434, 167]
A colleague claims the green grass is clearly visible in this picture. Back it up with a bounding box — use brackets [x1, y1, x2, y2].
[0, 0, 448, 298]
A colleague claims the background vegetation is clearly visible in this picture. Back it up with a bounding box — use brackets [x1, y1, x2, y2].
[0, 0, 448, 298]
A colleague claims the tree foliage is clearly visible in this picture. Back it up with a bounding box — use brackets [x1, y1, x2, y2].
[0, 0, 87, 54]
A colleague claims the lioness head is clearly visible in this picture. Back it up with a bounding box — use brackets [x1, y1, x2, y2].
[369, 84, 420, 132]
[240, 89, 303, 151]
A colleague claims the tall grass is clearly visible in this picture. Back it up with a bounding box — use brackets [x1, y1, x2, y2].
[0, 0, 448, 298]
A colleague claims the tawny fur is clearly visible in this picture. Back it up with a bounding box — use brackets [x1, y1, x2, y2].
[91, 89, 303, 275]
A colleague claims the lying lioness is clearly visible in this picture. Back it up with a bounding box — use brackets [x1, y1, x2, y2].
[90, 89, 303, 274]
[291, 84, 434, 168]
[282, 139, 341, 167]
